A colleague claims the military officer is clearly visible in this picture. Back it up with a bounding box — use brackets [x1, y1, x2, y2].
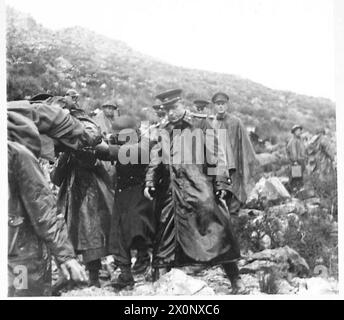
[211, 92, 259, 214]
[143, 89, 246, 294]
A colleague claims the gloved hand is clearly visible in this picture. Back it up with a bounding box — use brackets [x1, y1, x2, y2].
[94, 141, 110, 160]
[144, 186, 156, 201]
[95, 140, 109, 152]
[60, 258, 88, 283]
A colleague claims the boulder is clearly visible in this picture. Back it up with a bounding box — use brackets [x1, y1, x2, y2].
[275, 166, 290, 178]
[304, 197, 321, 214]
[256, 153, 278, 166]
[268, 198, 307, 216]
[277, 176, 289, 186]
[296, 188, 316, 200]
[241, 259, 279, 274]
[295, 277, 338, 295]
[276, 278, 298, 294]
[259, 234, 272, 250]
[240, 274, 262, 295]
[152, 269, 215, 296]
[241, 246, 309, 277]
[304, 197, 321, 206]
[247, 177, 291, 209]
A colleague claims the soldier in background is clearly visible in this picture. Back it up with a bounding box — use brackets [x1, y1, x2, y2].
[192, 99, 214, 117]
[286, 125, 306, 192]
[211, 92, 259, 214]
[65, 89, 80, 108]
[94, 102, 119, 137]
[93, 101, 120, 185]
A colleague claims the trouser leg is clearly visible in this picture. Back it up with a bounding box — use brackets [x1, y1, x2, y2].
[113, 233, 132, 267]
[86, 259, 101, 287]
[223, 262, 247, 294]
[133, 241, 151, 274]
[222, 262, 240, 282]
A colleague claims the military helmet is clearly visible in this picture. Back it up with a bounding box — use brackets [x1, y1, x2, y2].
[65, 89, 79, 98]
[102, 101, 119, 109]
[291, 125, 303, 133]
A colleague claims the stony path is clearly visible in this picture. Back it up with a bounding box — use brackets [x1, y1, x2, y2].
[61, 266, 236, 297]
[60, 260, 338, 297]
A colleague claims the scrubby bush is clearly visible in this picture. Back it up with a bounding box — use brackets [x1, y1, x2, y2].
[233, 208, 338, 278]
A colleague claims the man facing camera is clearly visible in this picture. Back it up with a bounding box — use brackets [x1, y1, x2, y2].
[143, 89, 246, 294]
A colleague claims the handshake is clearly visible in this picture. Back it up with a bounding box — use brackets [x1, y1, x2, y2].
[92, 140, 111, 161]
[93, 133, 125, 161]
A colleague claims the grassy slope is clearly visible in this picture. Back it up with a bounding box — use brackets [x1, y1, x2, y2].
[6, 7, 335, 141]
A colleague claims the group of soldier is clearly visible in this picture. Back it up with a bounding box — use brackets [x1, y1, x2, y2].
[9, 86, 289, 297]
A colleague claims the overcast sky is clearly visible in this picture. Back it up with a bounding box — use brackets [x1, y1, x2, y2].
[6, 0, 335, 100]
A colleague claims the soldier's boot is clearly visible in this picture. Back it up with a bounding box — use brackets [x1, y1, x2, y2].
[86, 259, 101, 288]
[89, 270, 101, 288]
[229, 277, 247, 294]
[52, 278, 77, 296]
[184, 265, 207, 276]
[132, 250, 150, 275]
[112, 265, 134, 291]
[222, 262, 248, 295]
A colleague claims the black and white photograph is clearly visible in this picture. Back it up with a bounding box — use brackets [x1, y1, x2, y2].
[2, 0, 342, 300]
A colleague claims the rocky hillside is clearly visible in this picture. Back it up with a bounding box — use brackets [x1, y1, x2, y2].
[6, 7, 336, 141]
[8, 7, 337, 295]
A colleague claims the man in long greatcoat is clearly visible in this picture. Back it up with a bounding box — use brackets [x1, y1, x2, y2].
[143, 89, 246, 294]
[211, 92, 259, 214]
[51, 106, 114, 288]
[95, 116, 156, 289]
